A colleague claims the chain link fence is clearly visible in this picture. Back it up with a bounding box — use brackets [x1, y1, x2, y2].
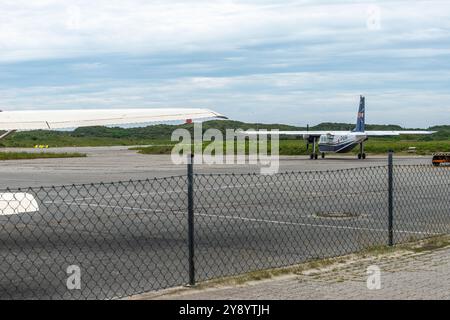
[0, 160, 449, 299]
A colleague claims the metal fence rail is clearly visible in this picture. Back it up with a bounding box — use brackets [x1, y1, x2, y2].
[0, 159, 449, 299]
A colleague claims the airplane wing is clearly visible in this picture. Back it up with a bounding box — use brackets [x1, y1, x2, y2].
[244, 131, 350, 136]
[245, 130, 436, 136]
[364, 131, 436, 136]
[0, 108, 227, 131]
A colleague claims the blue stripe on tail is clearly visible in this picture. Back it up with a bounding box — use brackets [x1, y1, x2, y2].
[353, 95, 365, 133]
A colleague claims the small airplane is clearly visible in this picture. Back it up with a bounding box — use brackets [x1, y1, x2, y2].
[0, 107, 226, 215]
[247, 96, 435, 160]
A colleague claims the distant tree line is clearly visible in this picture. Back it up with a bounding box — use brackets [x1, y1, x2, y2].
[0, 121, 448, 147]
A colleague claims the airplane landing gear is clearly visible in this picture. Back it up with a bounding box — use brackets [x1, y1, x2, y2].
[358, 142, 366, 160]
[309, 137, 319, 160]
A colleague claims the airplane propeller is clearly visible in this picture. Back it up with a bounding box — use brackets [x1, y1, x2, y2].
[306, 124, 310, 150]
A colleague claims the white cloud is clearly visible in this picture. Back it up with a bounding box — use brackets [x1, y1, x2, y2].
[1, 70, 449, 127]
[1, 0, 449, 62]
[0, 0, 449, 127]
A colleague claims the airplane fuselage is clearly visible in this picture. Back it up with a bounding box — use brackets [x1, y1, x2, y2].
[318, 133, 367, 154]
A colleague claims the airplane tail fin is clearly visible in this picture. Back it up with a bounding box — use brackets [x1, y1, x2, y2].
[353, 95, 365, 132]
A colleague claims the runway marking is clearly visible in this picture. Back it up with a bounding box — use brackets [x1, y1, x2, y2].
[67, 182, 387, 202]
[43, 200, 168, 214]
[43, 200, 439, 237]
[69, 181, 287, 201]
[194, 212, 438, 236]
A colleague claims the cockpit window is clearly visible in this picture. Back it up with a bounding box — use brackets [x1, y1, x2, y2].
[320, 134, 334, 143]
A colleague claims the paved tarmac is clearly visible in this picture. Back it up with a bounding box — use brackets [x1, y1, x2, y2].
[147, 245, 450, 300]
[0, 146, 431, 188]
[0, 147, 447, 299]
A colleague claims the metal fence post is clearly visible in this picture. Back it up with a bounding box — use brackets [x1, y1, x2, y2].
[187, 153, 196, 286]
[388, 151, 394, 246]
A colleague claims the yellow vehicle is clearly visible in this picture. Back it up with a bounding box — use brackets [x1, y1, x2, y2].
[432, 153, 450, 166]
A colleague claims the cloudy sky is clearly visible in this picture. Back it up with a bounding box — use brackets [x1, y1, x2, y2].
[0, 0, 449, 127]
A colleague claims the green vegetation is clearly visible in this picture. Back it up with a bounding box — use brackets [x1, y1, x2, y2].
[0, 152, 86, 161]
[131, 145, 175, 154]
[0, 121, 449, 155]
[363, 140, 450, 155]
[408, 236, 450, 253]
[0, 130, 166, 148]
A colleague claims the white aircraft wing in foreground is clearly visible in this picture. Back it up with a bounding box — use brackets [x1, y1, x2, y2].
[0, 108, 227, 131]
[0, 107, 226, 215]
